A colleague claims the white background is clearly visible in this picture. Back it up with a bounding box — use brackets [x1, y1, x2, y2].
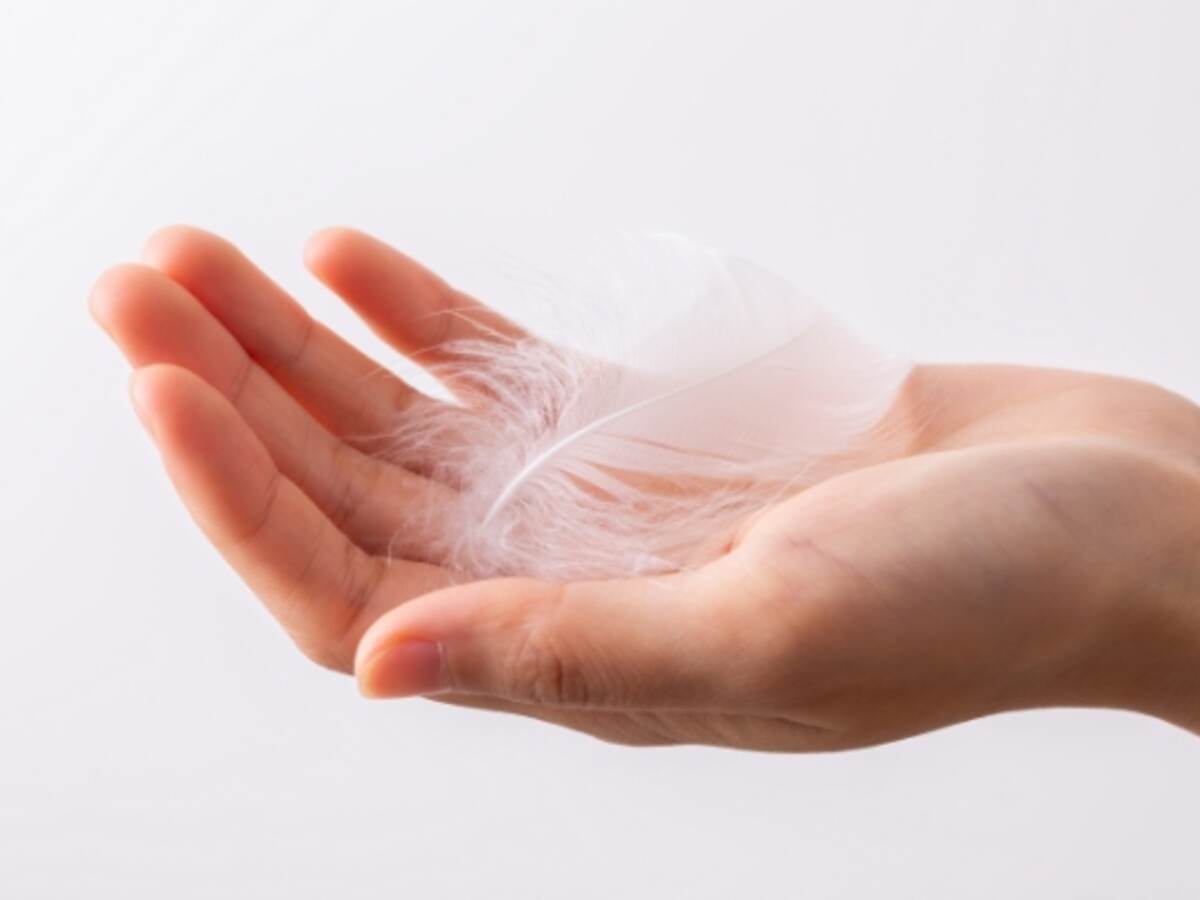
[2, 1, 1198, 897]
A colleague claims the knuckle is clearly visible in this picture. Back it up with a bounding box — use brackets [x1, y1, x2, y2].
[508, 623, 582, 706]
[702, 563, 818, 705]
[232, 469, 283, 549]
[323, 441, 373, 533]
[224, 354, 255, 407]
[333, 551, 385, 638]
[505, 593, 598, 707]
[284, 316, 317, 372]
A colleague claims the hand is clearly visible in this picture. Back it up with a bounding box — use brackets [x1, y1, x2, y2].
[91, 227, 1200, 750]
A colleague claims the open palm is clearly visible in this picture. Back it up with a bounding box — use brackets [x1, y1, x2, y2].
[92, 227, 1200, 750]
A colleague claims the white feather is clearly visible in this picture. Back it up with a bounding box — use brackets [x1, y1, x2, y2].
[383, 235, 911, 581]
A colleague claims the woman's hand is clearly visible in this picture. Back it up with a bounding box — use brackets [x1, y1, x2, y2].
[91, 227, 1200, 750]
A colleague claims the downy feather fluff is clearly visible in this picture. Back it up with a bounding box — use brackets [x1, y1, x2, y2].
[384, 235, 911, 582]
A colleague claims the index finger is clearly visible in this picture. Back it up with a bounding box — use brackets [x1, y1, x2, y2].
[133, 364, 451, 671]
[304, 227, 532, 365]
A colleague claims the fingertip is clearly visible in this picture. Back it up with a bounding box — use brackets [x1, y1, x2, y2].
[88, 263, 159, 332]
[88, 272, 120, 335]
[353, 594, 422, 674]
[356, 639, 447, 699]
[142, 224, 236, 281]
[352, 577, 559, 695]
[353, 622, 406, 698]
[141, 223, 198, 261]
[303, 226, 370, 278]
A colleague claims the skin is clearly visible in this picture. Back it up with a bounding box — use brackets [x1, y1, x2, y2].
[90, 226, 1200, 751]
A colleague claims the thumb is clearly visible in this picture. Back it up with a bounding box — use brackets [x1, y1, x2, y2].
[353, 562, 770, 710]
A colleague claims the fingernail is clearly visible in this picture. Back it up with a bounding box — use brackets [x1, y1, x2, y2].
[129, 376, 156, 439]
[359, 640, 446, 699]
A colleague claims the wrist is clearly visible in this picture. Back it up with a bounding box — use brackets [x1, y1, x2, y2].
[1086, 451, 1200, 733]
